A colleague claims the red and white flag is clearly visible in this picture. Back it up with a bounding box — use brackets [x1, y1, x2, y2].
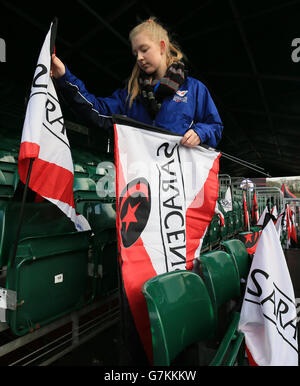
[238, 219, 298, 366]
[257, 206, 268, 226]
[215, 201, 225, 226]
[18, 20, 90, 232]
[281, 183, 297, 199]
[251, 191, 259, 224]
[270, 205, 278, 219]
[114, 116, 220, 361]
[220, 186, 232, 213]
[243, 191, 250, 231]
[287, 204, 297, 244]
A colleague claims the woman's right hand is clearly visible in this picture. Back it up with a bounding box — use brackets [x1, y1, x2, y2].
[51, 54, 66, 79]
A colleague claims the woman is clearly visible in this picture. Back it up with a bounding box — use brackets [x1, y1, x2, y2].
[51, 17, 223, 365]
[51, 17, 223, 148]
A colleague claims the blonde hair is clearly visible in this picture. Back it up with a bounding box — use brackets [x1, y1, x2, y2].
[127, 17, 183, 108]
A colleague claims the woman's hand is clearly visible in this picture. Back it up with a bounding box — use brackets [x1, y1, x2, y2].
[180, 129, 201, 147]
[50, 54, 66, 79]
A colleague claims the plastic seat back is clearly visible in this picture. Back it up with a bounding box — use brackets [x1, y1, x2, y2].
[6, 230, 92, 336]
[200, 250, 240, 313]
[142, 270, 215, 365]
[221, 239, 250, 280]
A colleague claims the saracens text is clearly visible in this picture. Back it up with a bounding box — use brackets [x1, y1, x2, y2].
[156, 142, 186, 272]
[245, 268, 298, 353]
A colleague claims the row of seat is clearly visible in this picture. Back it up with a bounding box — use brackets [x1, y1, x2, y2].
[202, 201, 248, 251]
[0, 145, 118, 335]
[142, 239, 249, 366]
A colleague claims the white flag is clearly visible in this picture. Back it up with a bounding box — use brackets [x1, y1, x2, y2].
[238, 219, 298, 366]
[18, 20, 90, 232]
[271, 205, 278, 219]
[114, 115, 220, 361]
[220, 186, 232, 212]
[257, 206, 268, 226]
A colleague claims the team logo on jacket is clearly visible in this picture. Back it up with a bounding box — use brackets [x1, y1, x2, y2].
[173, 90, 188, 103]
[176, 90, 188, 97]
[119, 178, 151, 248]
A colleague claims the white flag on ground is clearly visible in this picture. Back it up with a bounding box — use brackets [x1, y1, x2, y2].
[238, 219, 298, 366]
[18, 20, 90, 232]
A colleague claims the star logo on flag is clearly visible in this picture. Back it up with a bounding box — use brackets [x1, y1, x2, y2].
[244, 233, 253, 243]
[119, 178, 151, 248]
[122, 202, 141, 232]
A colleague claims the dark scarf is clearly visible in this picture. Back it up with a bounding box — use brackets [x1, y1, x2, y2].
[139, 61, 186, 120]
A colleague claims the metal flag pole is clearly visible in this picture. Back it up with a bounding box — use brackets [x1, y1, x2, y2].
[10, 18, 58, 268]
[10, 158, 34, 268]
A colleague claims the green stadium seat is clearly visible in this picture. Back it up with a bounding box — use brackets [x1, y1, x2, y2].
[208, 215, 221, 247]
[94, 229, 119, 297]
[233, 201, 243, 233]
[225, 211, 235, 237]
[74, 163, 89, 178]
[142, 270, 245, 366]
[6, 230, 92, 336]
[0, 166, 19, 198]
[220, 239, 250, 281]
[0, 201, 76, 268]
[73, 176, 117, 298]
[142, 270, 215, 365]
[73, 176, 97, 196]
[200, 250, 241, 316]
[0, 170, 6, 184]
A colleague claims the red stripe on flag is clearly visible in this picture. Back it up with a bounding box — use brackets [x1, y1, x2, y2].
[18, 157, 75, 208]
[114, 124, 155, 364]
[121, 237, 156, 363]
[19, 141, 40, 160]
[114, 124, 125, 265]
[246, 345, 258, 366]
[185, 154, 220, 270]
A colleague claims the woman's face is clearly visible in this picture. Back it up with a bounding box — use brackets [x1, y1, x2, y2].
[131, 31, 166, 79]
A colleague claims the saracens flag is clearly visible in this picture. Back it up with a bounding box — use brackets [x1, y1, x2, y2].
[238, 218, 298, 366]
[243, 191, 250, 231]
[251, 191, 259, 225]
[18, 20, 90, 232]
[281, 183, 297, 199]
[114, 115, 220, 362]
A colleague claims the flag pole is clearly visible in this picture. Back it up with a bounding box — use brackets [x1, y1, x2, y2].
[10, 158, 34, 268]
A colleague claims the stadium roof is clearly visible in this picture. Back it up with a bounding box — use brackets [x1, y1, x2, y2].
[1, 0, 300, 178]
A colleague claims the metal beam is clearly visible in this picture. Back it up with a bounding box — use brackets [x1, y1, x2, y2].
[201, 71, 300, 83]
[65, 0, 137, 59]
[228, 107, 300, 122]
[77, 0, 130, 48]
[182, 0, 300, 41]
[1, 0, 122, 82]
[229, 0, 282, 159]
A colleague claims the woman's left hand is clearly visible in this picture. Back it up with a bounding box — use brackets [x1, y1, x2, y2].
[180, 129, 201, 147]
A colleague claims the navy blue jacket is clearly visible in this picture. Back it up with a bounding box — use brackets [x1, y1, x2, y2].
[55, 66, 223, 148]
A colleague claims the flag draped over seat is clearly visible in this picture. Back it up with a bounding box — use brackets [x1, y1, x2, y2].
[238, 219, 298, 366]
[18, 20, 90, 232]
[114, 115, 220, 362]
